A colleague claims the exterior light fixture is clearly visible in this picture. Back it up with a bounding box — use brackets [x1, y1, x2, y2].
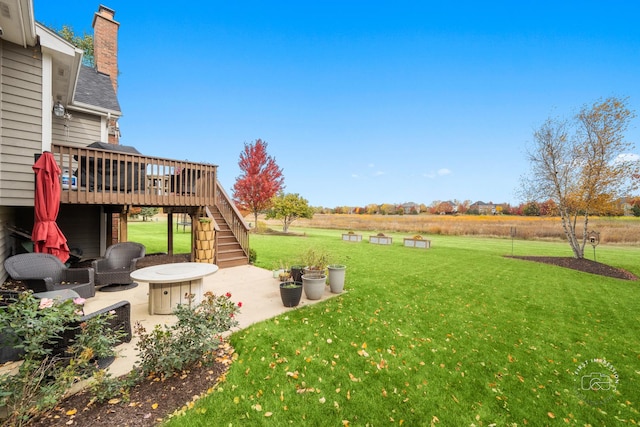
[53, 101, 65, 117]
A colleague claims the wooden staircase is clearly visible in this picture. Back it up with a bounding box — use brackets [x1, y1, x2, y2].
[211, 181, 250, 268]
[210, 205, 249, 268]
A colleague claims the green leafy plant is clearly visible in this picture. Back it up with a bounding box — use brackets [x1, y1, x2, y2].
[0, 293, 121, 426]
[70, 310, 125, 361]
[88, 369, 138, 404]
[280, 282, 301, 289]
[300, 247, 329, 274]
[134, 291, 242, 379]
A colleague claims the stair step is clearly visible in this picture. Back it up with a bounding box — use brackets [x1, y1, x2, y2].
[208, 203, 249, 268]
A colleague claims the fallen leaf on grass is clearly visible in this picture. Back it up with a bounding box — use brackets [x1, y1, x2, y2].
[349, 373, 361, 382]
[65, 408, 77, 416]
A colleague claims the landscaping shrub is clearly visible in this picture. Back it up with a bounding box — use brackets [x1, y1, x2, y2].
[134, 291, 241, 379]
[0, 293, 121, 426]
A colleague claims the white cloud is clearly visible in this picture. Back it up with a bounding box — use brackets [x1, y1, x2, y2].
[373, 170, 385, 176]
[423, 168, 452, 179]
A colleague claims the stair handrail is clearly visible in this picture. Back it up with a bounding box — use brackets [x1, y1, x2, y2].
[214, 181, 250, 258]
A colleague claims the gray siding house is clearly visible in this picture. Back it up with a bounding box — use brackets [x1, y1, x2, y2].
[0, 2, 248, 283]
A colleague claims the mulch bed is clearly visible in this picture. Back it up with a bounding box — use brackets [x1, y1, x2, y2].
[505, 256, 638, 281]
[27, 345, 234, 427]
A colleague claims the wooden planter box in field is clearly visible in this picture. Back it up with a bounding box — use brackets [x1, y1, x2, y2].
[342, 233, 362, 242]
[403, 237, 431, 249]
[369, 235, 393, 245]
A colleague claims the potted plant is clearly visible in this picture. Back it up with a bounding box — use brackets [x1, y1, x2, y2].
[300, 248, 328, 300]
[278, 270, 291, 282]
[290, 264, 304, 283]
[279, 281, 303, 307]
[327, 264, 346, 293]
[301, 248, 329, 276]
[272, 260, 290, 280]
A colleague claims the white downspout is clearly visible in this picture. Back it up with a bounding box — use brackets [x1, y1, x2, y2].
[41, 53, 53, 152]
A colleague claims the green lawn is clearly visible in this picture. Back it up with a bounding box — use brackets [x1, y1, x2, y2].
[128, 219, 192, 254]
[128, 223, 640, 425]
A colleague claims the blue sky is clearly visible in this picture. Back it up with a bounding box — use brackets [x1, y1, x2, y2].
[34, 1, 640, 208]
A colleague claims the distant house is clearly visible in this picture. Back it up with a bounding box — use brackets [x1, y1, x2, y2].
[0, 2, 248, 283]
[469, 201, 496, 215]
[400, 202, 420, 214]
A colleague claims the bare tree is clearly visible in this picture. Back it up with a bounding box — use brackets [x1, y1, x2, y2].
[521, 97, 639, 258]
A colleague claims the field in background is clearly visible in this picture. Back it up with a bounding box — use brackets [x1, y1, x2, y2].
[130, 213, 640, 256]
[268, 214, 640, 245]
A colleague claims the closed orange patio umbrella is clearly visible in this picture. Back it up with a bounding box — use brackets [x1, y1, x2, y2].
[31, 151, 70, 263]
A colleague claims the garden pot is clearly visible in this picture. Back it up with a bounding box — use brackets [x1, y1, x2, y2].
[302, 274, 326, 300]
[279, 281, 303, 307]
[327, 264, 346, 293]
[290, 265, 304, 283]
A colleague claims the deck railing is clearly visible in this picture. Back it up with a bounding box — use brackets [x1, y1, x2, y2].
[52, 144, 217, 207]
[215, 181, 250, 258]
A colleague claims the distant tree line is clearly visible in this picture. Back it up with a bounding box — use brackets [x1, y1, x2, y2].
[312, 197, 640, 217]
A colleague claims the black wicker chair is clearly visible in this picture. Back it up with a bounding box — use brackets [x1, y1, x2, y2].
[4, 253, 95, 298]
[92, 242, 146, 291]
[60, 300, 133, 349]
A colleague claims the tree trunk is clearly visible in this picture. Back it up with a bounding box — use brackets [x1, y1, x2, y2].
[559, 209, 584, 258]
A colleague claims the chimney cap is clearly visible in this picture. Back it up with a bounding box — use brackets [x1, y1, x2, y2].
[98, 5, 116, 18]
[93, 5, 119, 28]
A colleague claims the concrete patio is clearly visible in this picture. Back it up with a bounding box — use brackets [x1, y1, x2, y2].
[84, 264, 335, 379]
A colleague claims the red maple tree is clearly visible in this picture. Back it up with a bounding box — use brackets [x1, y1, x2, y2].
[232, 139, 284, 226]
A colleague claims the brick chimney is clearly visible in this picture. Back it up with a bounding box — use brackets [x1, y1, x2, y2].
[92, 5, 119, 93]
[92, 5, 120, 144]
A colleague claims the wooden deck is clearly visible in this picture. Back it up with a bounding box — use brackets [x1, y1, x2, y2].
[52, 143, 217, 208]
[51, 143, 250, 267]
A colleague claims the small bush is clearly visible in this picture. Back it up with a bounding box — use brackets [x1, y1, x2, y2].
[255, 221, 269, 233]
[88, 370, 137, 404]
[134, 292, 241, 379]
[0, 293, 122, 426]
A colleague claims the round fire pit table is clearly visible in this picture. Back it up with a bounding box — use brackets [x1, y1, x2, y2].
[130, 262, 218, 315]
